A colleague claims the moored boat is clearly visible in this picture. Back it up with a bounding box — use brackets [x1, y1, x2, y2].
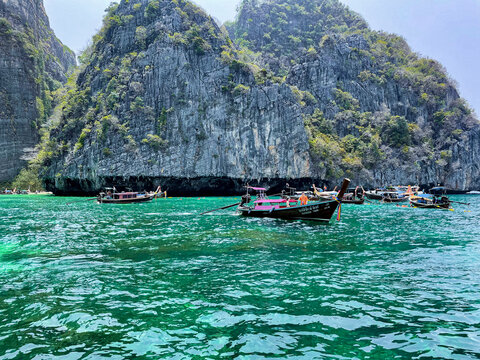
[381, 192, 409, 203]
[366, 185, 418, 202]
[341, 187, 365, 204]
[365, 189, 390, 200]
[97, 186, 165, 204]
[429, 186, 468, 195]
[410, 195, 451, 209]
[238, 179, 351, 222]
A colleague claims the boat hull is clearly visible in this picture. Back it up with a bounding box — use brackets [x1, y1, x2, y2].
[410, 200, 451, 209]
[365, 192, 384, 200]
[98, 195, 155, 204]
[341, 199, 365, 205]
[382, 197, 409, 203]
[238, 200, 339, 222]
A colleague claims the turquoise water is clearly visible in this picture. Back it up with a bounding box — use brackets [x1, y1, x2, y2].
[0, 195, 479, 359]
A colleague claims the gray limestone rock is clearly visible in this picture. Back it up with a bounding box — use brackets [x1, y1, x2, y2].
[0, 0, 75, 182]
[42, 0, 479, 194]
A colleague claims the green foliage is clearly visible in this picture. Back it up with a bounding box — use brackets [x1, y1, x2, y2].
[304, 109, 334, 134]
[131, 96, 144, 112]
[135, 26, 148, 48]
[142, 134, 168, 151]
[0, 17, 13, 34]
[290, 86, 315, 106]
[145, 0, 160, 17]
[184, 25, 212, 55]
[229, 0, 367, 73]
[75, 128, 91, 152]
[12, 168, 44, 192]
[232, 84, 250, 96]
[382, 116, 411, 148]
[334, 89, 359, 111]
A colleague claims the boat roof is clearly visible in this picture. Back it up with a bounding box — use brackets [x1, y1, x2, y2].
[254, 199, 297, 203]
[248, 187, 267, 191]
[411, 194, 433, 199]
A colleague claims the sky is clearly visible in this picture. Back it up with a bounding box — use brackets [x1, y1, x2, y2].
[43, 0, 479, 114]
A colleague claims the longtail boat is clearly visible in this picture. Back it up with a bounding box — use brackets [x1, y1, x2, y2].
[381, 192, 409, 203]
[341, 187, 365, 204]
[281, 185, 336, 202]
[365, 189, 389, 200]
[366, 185, 420, 201]
[429, 186, 468, 195]
[238, 178, 351, 222]
[410, 195, 451, 209]
[97, 186, 165, 204]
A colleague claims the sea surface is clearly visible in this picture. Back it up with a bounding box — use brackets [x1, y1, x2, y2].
[0, 195, 479, 359]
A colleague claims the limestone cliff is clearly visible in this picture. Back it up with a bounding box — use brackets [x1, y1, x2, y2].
[0, 0, 75, 182]
[228, 0, 480, 190]
[42, 0, 479, 194]
[43, 0, 311, 195]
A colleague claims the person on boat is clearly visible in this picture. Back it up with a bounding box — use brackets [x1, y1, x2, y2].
[299, 192, 309, 206]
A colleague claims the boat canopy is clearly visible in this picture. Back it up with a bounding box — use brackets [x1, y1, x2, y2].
[254, 199, 297, 204]
[248, 187, 267, 191]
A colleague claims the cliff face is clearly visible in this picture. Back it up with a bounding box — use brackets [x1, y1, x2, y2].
[0, 0, 75, 182]
[43, 0, 311, 195]
[42, 0, 479, 195]
[228, 0, 480, 189]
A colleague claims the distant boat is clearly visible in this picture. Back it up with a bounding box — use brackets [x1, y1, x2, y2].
[381, 192, 409, 203]
[429, 186, 468, 195]
[238, 179, 351, 222]
[97, 186, 165, 204]
[366, 185, 418, 202]
[365, 190, 386, 201]
[410, 195, 451, 209]
[467, 191, 480, 195]
[340, 187, 365, 205]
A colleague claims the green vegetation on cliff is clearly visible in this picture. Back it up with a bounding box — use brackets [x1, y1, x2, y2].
[227, 0, 478, 182]
[36, 0, 480, 192]
[0, 14, 74, 129]
[0, 0, 76, 182]
[45, 0, 233, 164]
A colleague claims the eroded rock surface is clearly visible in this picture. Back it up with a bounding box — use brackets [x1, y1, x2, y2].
[42, 0, 479, 194]
[0, 0, 75, 181]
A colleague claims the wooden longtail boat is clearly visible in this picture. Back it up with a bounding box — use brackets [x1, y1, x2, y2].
[238, 179, 351, 222]
[365, 190, 388, 200]
[97, 186, 165, 204]
[341, 197, 365, 205]
[366, 185, 419, 201]
[381, 193, 409, 203]
[410, 195, 451, 209]
[429, 186, 468, 195]
[341, 187, 365, 204]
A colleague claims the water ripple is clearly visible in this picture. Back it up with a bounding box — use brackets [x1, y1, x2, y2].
[0, 195, 479, 359]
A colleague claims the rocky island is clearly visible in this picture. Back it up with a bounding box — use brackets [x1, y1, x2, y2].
[2, 0, 479, 195]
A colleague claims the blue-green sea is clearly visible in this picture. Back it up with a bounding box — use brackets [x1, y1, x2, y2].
[1, 195, 480, 359]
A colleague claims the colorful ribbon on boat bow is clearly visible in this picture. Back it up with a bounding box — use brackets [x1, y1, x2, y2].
[334, 196, 342, 222]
